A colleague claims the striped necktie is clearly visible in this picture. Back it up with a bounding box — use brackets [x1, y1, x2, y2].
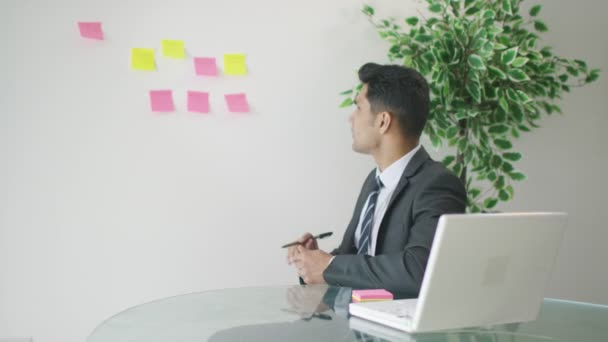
[357, 176, 383, 255]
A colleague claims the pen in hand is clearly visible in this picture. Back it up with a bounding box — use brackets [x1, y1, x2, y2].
[281, 232, 333, 248]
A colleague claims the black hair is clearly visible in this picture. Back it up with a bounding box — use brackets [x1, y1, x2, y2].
[358, 63, 430, 139]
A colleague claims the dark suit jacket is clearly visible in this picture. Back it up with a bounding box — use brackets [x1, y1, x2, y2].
[323, 146, 466, 298]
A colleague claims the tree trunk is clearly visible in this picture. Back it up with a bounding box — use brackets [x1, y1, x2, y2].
[457, 118, 468, 186]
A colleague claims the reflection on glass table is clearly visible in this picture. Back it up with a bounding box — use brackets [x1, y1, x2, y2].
[88, 285, 608, 342]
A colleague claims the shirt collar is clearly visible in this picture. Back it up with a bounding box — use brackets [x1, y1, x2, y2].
[375, 145, 422, 191]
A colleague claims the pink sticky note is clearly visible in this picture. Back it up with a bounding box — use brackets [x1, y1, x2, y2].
[352, 289, 393, 302]
[78, 22, 104, 40]
[149, 90, 175, 112]
[225, 93, 250, 113]
[194, 57, 218, 76]
[187, 91, 210, 113]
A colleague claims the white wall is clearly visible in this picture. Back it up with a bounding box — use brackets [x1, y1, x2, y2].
[501, 0, 608, 306]
[0, 1, 606, 342]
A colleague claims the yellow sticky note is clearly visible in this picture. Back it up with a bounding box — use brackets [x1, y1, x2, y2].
[131, 48, 155, 71]
[162, 39, 185, 59]
[224, 54, 247, 75]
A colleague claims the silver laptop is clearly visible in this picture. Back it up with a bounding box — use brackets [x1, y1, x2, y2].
[349, 212, 567, 333]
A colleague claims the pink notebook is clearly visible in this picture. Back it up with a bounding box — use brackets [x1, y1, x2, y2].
[352, 289, 393, 302]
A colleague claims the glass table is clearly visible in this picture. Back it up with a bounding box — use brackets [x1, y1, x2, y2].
[88, 285, 608, 342]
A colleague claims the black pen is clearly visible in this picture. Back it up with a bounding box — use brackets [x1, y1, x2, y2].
[281, 232, 333, 248]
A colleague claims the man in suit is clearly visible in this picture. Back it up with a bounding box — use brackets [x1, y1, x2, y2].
[288, 63, 467, 298]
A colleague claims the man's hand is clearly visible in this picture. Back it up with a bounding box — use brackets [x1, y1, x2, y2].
[286, 232, 319, 265]
[291, 246, 332, 284]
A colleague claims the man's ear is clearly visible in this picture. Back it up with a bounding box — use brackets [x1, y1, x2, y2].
[378, 111, 392, 134]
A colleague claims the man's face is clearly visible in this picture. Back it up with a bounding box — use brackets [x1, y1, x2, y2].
[349, 84, 380, 154]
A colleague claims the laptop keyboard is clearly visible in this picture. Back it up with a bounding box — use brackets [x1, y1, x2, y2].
[384, 306, 414, 318]
[375, 301, 416, 319]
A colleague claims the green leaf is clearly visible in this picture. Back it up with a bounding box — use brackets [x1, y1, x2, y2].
[506, 88, 519, 102]
[501, 162, 514, 172]
[484, 198, 498, 209]
[509, 172, 526, 181]
[339, 97, 353, 108]
[414, 34, 434, 43]
[485, 84, 498, 99]
[530, 4, 541, 17]
[468, 54, 486, 70]
[339, 89, 353, 95]
[499, 189, 510, 201]
[511, 127, 520, 138]
[503, 152, 522, 161]
[586, 71, 600, 83]
[534, 20, 549, 32]
[442, 155, 456, 167]
[507, 69, 529, 82]
[430, 134, 441, 148]
[362, 5, 375, 16]
[405, 16, 419, 26]
[494, 138, 513, 150]
[489, 124, 509, 134]
[488, 66, 507, 80]
[511, 57, 529, 68]
[453, 163, 462, 177]
[423, 51, 436, 64]
[566, 66, 579, 77]
[446, 126, 459, 139]
[465, 6, 480, 16]
[469, 188, 481, 199]
[516, 90, 532, 103]
[401, 46, 414, 55]
[518, 124, 531, 132]
[552, 105, 563, 114]
[575, 59, 588, 70]
[481, 41, 494, 55]
[501, 47, 518, 65]
[483, 10, 496, 19]
[512, 104, 524, 123]
[495, 107, 507, 122]
[499, 96, 509, 113]
[429, 3, 442, 13]
[458, 138, 467, 152]
[436, 129, 446, 139]
[466, 82, 481, 103]
[502, 0, 512, 15]
[558, 74, 569, 82]
[495, 175, 506, 189]
[403, 56, 413, 67]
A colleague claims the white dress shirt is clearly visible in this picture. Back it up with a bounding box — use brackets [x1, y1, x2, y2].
[354, 145, 421, 256]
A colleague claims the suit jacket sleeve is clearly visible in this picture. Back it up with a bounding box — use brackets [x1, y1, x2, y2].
[322, 170, 466, 297]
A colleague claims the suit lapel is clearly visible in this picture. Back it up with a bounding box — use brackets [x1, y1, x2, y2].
[375, 146, 431, 251]
[384, 146, 431, 212]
